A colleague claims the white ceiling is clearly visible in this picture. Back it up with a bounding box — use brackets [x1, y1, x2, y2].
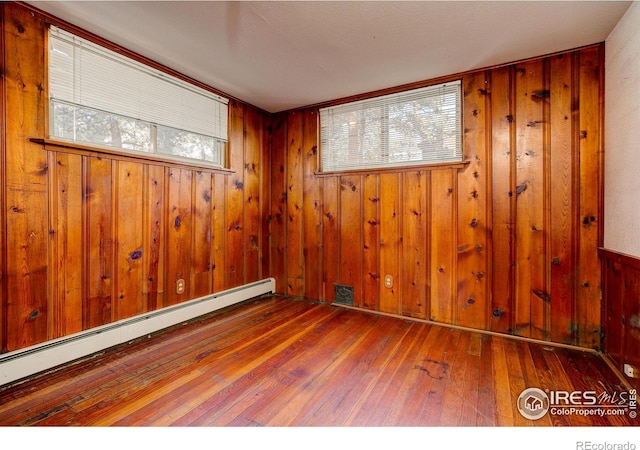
[27, 1, 632, 113]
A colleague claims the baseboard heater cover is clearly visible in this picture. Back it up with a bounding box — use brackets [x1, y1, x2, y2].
[0, 278, 275, 387]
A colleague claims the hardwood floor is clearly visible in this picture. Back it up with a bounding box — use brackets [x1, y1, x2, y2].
[0, 296, 636, 427]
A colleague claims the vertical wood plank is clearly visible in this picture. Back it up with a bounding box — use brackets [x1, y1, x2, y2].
[226, 101, 245, 289]
[191, 171, 213, 298]
[430, 169, 455, 323]
[490, 66, 516, 334]
[211, 173, 226, 293]
[401, 171, 428, 319]
[576, 46, 602, 349]
[601, 256, 623, 368]
[114, 161, 144, 320]
[243, 106, 261, 285]
[3, 4, 48, 350]
[302, 108, 323, 301]
[269, 113, 287, 294]
[514, 60, 546, 339]
[260, 112, 272, 281]
[143, 165, 165, 311]
[84, 157, 113, 329]
[537, 58, 552, 341]
[621, 263, 640, 391]
[458, 72, 489, 329]
[340, 175, 363, 306]
[48, 152, 83, 337]
[362, 174, 380, 311]
[379, 173, 400, 314]
[0, 4, 5, 352]
[166, 168, 193, 306]
[286, 111, 304, 296]
[322, 176, 340, 303]
[549, 52, 576, 344]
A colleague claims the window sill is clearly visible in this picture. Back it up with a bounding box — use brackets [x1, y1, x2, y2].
[31, 138, 234, 175]
[315, 160, 470, 177]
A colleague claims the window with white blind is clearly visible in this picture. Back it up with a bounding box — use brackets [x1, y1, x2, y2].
[319, 80, 462, 172]
[48, 26, 229, 167]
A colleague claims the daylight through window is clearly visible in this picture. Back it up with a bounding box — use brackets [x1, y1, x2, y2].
[48, 26, 229, 167]
[319, 80, 462, 172]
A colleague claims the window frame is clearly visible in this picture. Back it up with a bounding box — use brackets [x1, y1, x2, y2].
[46, 25, 230, 169]
[318, 80, 463, 174]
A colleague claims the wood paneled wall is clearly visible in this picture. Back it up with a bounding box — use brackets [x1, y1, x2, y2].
[270, 46, 604, 349]
[0, 3, 270, 353]
[1, 2, 606, 354]
[600, 248, 640, 390]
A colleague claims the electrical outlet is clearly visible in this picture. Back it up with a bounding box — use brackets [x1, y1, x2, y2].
[176, 279, 185, 295]
[384, 275, 393, 289]
[624, 364, 639, 379]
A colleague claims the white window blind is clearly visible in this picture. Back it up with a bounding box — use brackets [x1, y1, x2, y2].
[320, 80, 462, 172]
[48, 26, 228, 166]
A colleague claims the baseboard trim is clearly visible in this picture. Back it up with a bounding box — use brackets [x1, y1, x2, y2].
[0, 278, 275, 387]
[600, 352, 635, 391]
[332, 302, 599, 354]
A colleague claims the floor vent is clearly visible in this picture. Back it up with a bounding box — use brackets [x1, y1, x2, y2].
[335, 284, 355, 306]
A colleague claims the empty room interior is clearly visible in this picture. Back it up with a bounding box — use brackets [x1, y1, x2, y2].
[1, 0, 640, 434]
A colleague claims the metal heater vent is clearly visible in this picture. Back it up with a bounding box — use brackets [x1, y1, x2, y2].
[335, 284, 354, 306]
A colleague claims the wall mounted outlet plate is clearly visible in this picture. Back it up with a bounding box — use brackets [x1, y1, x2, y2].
[624, 364, 639, 379]
[176, 279, 185, 295]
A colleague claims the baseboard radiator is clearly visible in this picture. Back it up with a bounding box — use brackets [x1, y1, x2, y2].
[0, 278, 276, 387]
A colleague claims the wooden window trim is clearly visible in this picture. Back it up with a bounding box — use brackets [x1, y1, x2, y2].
[314, 159, 469, 177]
[31, 138, 235, 175]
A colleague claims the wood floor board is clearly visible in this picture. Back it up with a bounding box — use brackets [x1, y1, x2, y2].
[0, 296, 636, 427]
[187, 305, 362, 426]
[58, 298, 312, 425]
[221, 308, 372, 426]
[476, 336, 497, 426]
[285, 316, 412, 427]
[361, 322, 434, 426]
[343, 322, 426, 426]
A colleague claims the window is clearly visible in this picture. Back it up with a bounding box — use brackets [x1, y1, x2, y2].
[48, 26, 228, 167]
[319, 80, 462, 172]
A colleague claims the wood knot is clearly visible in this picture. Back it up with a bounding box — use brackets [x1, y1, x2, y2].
[129, 248, 143, 261]
[531, 90, 550, 101]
